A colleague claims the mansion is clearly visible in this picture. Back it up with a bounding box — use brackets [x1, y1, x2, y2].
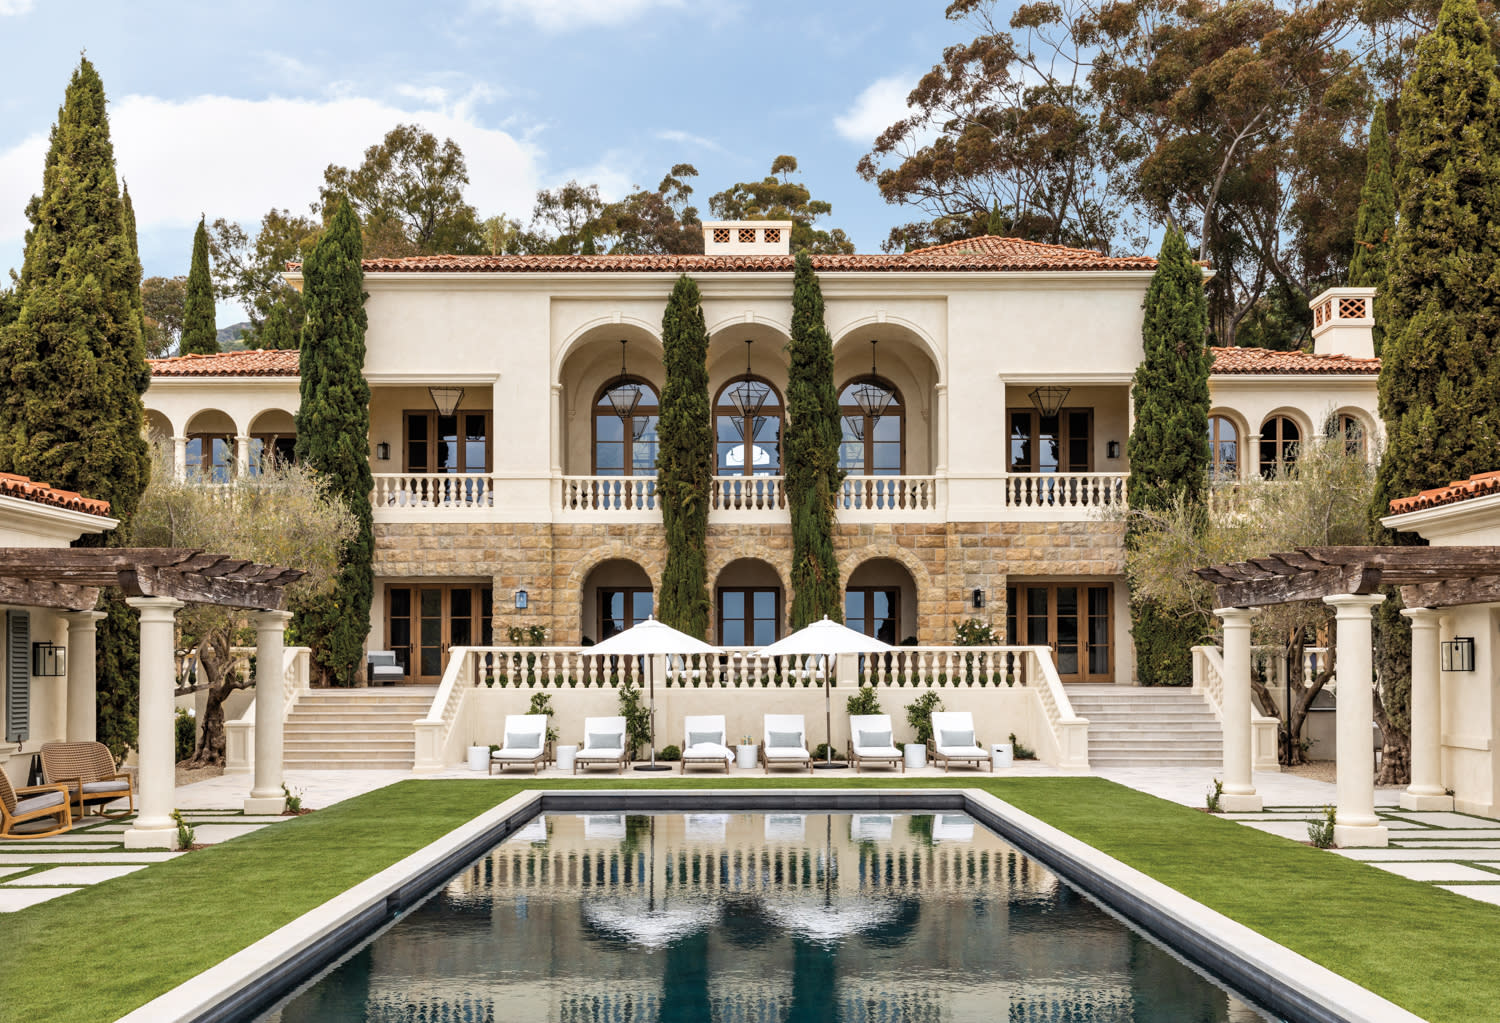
[143, 223, 1383, 686]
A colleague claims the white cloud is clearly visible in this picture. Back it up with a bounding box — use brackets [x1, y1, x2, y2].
[0, 92, 544, 256]
[472, 0, 684, 32]
[655, 129, 723, 154]
[394, 83, 450, 106]
[0, 0, 34, 15]
[834, 74, 921, 146]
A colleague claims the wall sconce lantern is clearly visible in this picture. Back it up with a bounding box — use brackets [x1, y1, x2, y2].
[1107, 440, 1121, 459]
[375, 442, 390, 461]
[32, 641, 66, 677]
[1441, 637, 1476, 672]
[972, 588, 985, 610]
[514, 589, 529, 611]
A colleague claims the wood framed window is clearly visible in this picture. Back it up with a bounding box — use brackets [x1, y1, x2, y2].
[403, 410, 491, 474]
[1208, 416, 1239, 481]
[593, 378, 660, 476]
[185, 435, 234, 482]
[385, 584, 493, 683]
[599, 588, 653, 642]
[845, 587, 899, 644]
[717, 587, 780, 646]
[1008, 409, 1092, 473]
[714, 377, 783, 477]
[1337, 414, 1366, 459]
[248, 434, 296, 476]
[1259, 416, 1300, 479]
[838, 377, 903, 475]
[1006, 583, 1112, 682]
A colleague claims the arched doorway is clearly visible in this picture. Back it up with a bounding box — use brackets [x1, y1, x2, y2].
[582, 559, 654, 645]
[715, 559, 784, 646]
[845, 558, 918, 645]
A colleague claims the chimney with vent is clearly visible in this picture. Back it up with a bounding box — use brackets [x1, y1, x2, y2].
[1309, 286, 1377, 359]
[702, 220, 793, 255]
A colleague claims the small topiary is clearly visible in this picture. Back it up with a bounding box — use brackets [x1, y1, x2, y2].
[659, 744, 682, 762]
[846, 684, 882, 716]
[905, 691, 943, 745]
[812, 742, 844, 761]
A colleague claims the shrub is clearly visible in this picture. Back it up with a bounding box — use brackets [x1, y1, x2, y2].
[846, 684, 881, 716]
[526, 691, 560, 744]
[812, 742, 844, 761]
[1008, 732, 1035, 760]
[1308, 806, 1337, 848]
[174, 707, 196, 762]
[953, 618, 998, 645]
[659, 744, 682, 762]
[1205, 778, 1224, 813]
[172, 809, 195, 849]
[904, 691, 944, 745]
[617, 681, 652, 759]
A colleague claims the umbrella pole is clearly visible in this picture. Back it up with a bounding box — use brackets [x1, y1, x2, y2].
[813, 652, 848, 770]
[635, 653, 673, 772]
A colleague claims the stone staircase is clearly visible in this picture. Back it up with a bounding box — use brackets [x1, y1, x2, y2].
[282, 688, 433, 770]
[1066, 685, 1224, 768]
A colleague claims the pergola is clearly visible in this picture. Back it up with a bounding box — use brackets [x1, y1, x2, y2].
[1196, 546, 1500, 847]
[0, 548, 304, 849]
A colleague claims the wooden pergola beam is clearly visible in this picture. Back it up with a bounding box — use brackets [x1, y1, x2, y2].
[0, 547, 303, 611]
[1400, 575, 1500, 610]
[0, 578, 100, 611]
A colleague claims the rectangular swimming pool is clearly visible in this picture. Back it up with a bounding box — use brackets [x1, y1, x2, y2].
[258, 811, 1275, 1022]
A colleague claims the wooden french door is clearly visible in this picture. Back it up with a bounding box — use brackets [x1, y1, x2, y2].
[1007, 583, 1113, 682]
[386, 584, 493, 683]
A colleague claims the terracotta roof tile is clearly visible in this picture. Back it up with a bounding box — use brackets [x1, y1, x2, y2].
[0, 473, 111, 517]
[1210, 347, 1380, 375]
[149, 349, 299, 377]
[314, 236, 1159, 274]
[1389, 471, 1500, 514]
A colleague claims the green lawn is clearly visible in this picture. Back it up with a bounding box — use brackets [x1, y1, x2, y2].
[2, 777, 1493, 1022]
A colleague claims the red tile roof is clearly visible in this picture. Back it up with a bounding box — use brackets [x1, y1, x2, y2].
[329, 235, 1160, 274]
[1210, 347, 1380, 375]
[1389, 471, 1500, 514]
[149, 350, 299, 377]
[0, 473, 111, 517]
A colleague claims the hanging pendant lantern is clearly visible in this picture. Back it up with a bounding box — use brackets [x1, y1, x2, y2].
[729, 339, 770, 420]
[606, 339, 643, 421]
[852, 340, 894, 421]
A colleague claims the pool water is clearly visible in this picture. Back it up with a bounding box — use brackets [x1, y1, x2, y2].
[261, 812, 1275, 1022]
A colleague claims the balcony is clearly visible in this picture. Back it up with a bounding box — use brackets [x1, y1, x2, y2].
[372, 470, 1126, 523]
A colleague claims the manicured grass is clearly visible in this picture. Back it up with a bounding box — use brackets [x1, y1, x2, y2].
[2, 776, 1494, 1022]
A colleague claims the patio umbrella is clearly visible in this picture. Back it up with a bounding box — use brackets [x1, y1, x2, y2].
[588, 616, 716, 771]
[757, 617, 893, 770]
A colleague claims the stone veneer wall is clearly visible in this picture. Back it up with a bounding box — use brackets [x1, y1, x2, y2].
[373, 519, 1125, 646]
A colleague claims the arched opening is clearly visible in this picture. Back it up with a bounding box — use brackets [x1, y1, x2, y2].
[1331, 409, 1369, 461]
[581, 559, 654, 645]
[714, 376, 783, 477]
[1208, 414, 1241, 481]
[1260, 415, 1301, 479]
[593, 377, 660, 476]
[838, 376, 904, 475]
[144, 410, 174, 461]
[184, 409, 237, 482]
[249, 409, 297, 475]
[845, 558, 918, 645]
[715, 558, 783, 646]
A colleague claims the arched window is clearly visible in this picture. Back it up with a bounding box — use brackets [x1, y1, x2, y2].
[1207, 416, 1239, 481]
[1260, 416, 1300, 479]
[593, 378, 660, 476]
[714, 376, 782, 476]
[1337, 413, 1366, 459]
[838, 377, 903, 475]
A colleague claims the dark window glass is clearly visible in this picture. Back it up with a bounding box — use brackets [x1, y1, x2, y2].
[838, 377, 904, 475]
[594, 379, 660, 476]
[714, 377, 783, 477]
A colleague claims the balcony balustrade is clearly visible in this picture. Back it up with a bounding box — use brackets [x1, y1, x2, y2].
[372, 472, 494, 511]
[1001, 471, 1125, 514]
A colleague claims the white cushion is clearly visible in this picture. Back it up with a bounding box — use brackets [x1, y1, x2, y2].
[764, 746, 809, 759]
[81, 780, 129, 793]
[683, 743, 732, 760]
[492, 748, 543, 761]
[16, 790, 65, 814]
[936, 744, 987, 757]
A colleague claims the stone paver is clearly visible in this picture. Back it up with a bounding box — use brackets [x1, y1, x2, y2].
[190, 823, 270, 845]
[1439, 884, 1500, 906]
[0, 887, 79, 910]
[1369, 862, 1500, 882]
[6, 864, 147, 886]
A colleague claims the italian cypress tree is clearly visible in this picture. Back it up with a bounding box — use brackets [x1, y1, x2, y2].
[180, 216, 217, 355]
[1349, 103, 1395, 355]
[1126, 226, 1213, 685]
[294, 197, 373, 686]
[785, 252, 843, 627]
[0, 58, 151, 757]
[657, 275, 713, 638]
[1368, 0, 1500, 777]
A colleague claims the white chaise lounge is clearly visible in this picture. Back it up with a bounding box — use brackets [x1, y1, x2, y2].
[760, 714, 813, 774]
[489, 714, 551, 775]
[847, 713, 903, 773]
[681, 714, 733, 774]
[574, 716, 629, 774]
[930, 711, 991, 772]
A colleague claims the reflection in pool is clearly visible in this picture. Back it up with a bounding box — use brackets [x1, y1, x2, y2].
[261, 812, 1274, 1022]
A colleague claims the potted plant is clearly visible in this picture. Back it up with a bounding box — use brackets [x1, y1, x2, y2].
[903, 691, 943, 768]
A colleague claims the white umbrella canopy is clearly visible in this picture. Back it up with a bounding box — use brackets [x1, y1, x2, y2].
[588, 615, 716, 655]
[757, 617, 893, 769]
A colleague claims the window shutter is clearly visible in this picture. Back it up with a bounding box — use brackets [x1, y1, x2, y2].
[6, 611, 29, 744]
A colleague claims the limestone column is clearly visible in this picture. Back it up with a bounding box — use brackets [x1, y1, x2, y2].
[172, 436, 188, 480]
[62, 610, 107, 742]
[1214, 606, 1262, 811]
[1246, 433, 1261, 480]
[123, 596, 186, 850]
[245, 610, 293, 814]
[234, 434, 252, 477]
[934, 382, 949, 475]
[1400, 607, 1453, 811]
[550, 382, 564, 476]
[1323, 593, 1389, 847]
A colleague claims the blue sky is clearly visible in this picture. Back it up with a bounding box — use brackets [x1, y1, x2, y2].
[0, 0, 990, 322]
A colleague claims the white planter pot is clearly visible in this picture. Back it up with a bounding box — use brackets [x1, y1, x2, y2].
[904, 743, 927, 770]
[736, 744, 758, 770]
[467, 746, 489, 772]
[555, 744, 578, 772]
[991, 743, 1014, 769]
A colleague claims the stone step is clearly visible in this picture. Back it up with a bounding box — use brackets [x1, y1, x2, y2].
[1089, 743, 1222, 755]
[284, 739, 414, 754]
[283, 728, 416, 741]
[283, 759, 414, 770]
[1087, 730, 1222, 743]
[1075, 710, 1219, 722]
[285, 714, 426, 726]
[1090, 756, 1223, 768]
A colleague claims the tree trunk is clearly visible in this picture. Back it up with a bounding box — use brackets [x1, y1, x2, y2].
[1373, 694, 1411, 785]
[187, 628, 252, 767]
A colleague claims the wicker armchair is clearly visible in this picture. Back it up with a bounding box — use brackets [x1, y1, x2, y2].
[0, 769, 72, 839]
[41, 741, 135, 818]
